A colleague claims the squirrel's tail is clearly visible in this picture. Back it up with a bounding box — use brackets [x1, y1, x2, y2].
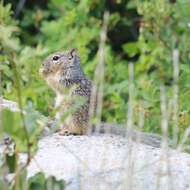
[91, 123, 167, 148]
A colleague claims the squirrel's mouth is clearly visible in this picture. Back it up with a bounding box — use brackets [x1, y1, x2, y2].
[39, 67, 50, 76]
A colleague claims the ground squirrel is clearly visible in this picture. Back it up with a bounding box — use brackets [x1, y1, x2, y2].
[39, 49, 91, 135]
[39, 49, 163, 147]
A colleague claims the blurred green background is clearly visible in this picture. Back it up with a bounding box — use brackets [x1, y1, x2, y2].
[1, 0, 190, 147]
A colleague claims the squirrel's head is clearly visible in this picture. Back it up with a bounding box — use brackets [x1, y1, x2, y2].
[40, 49, 85, 86]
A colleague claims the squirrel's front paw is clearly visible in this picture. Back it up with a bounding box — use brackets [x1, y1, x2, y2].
[58, 129, 78, 136]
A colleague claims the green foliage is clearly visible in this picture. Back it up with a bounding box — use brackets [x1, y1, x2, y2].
[28, 173, 65, 190]
[133, 0, 190, 132]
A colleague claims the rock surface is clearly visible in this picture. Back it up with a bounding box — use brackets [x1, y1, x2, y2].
[27, 134, 190, 190]
[0, 97, 20, 112]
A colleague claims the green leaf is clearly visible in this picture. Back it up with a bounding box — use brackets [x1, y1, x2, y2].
[123, 42, 139, 57]
[28, 172, 46, 190]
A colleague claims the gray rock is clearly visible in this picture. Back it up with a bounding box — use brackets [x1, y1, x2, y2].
[0, 97, 20, 112]
[27, 134, 190, 190]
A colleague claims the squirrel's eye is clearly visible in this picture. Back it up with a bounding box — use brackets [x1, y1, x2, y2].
[53, 55, 60, 61]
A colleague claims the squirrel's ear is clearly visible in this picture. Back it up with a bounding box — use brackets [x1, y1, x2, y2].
[68, 48, 77, 60]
